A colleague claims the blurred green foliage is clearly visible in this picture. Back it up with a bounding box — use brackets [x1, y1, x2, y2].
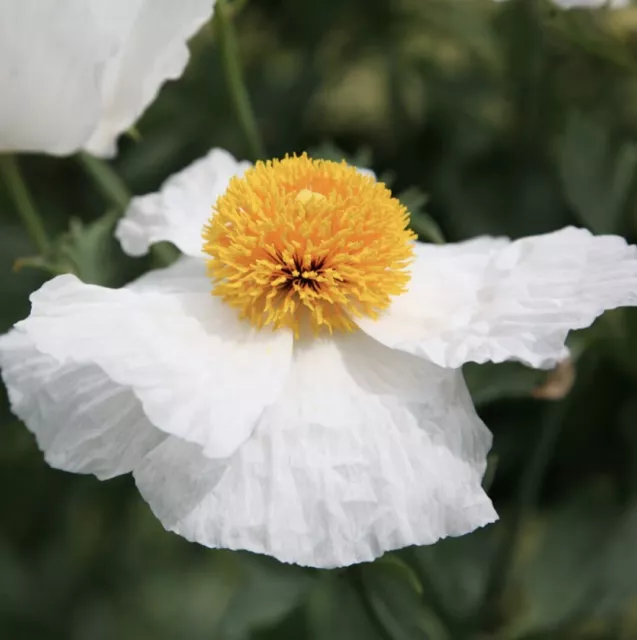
[4, 0, 637, 638]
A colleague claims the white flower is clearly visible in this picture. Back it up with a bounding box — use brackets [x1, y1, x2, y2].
[494, 0, 628, 7]
[554, 0, 629, 7]
[0, 0, 214, 157]
[3, 150, 637, 569]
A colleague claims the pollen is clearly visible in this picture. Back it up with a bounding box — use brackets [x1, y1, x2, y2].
[202, 154, 416, 335]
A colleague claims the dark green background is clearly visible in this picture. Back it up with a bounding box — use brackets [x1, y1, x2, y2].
[3, 0, 637, 638]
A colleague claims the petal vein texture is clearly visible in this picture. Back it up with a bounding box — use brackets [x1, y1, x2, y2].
[9, 258, 293, 459]
[134, 333, 496, 567]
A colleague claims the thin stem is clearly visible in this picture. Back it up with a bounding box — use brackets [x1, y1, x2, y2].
[78, 152, 131, 209]
[475, 400, 568, 629]
[214, 0, 265, 160]
[513, 0, 545, 151]
[78, 153, 176, 268]
[0, 155, 50, 254]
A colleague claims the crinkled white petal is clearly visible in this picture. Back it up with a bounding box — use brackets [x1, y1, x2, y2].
[83, 0, 216, 156]
[357, 228, 637, 369]
[0, 329, 164, 480]
[126, 251, 215, 294]
[14, 257, 293, 458]
[134, 331, 496, 568]
[0, 0, 213, 156]
[116, 148, 251, 257]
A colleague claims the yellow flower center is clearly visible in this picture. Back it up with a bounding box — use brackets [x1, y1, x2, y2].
[203, 154, 416, 335]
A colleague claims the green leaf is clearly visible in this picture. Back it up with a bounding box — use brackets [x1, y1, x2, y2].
[542, 8, 637, 71]
[397, 186, 428, 215]
[306, 575, 383, 640]
[308, 141, 373, 170]
[593, 498, 637, 617]
[504, 485, 618, 639]
[134, 551, 243, 640]
[397, 187, 445, 244]
[217, 554, 315, 639]
[59, 210, 127, 286]
[10, 209, 137, 287]
[557, 112, 637, 234]
[0, 540, 32, 618]
[361, 561, 451, 640]
[401, 527, 497, 623]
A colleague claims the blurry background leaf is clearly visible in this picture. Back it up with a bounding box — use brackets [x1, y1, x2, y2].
[503, 484, 618, 639]
[400, 528, 497, 628]
[59, 210, 130, 286]
[396, 186, 445, 244]
[557, 112, 637, 234]
[306, 575, 384, 640]
[308, 141, 373, 169]
[217, 554, 315, 639]
[358, 559, 450, 640]
[593, 498, 637, 619]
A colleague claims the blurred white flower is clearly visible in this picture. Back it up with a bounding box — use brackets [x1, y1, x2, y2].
[495, 0, 628, 7]
[3, 150, 637, 568]
[556, 0, 629, 7]
[0, 0, 214, 157]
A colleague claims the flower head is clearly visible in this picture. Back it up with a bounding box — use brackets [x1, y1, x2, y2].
[0, 0, 214, 156]
[204, 155, 415, 334]
[2, 149, 637, 568]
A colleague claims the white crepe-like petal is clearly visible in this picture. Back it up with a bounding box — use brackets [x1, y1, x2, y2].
[134, 331, 496, 568]
[116, 149, 251, 257]
[126, 252, 215, 294]
[0, 0, 213, 156]
[0, 329, 164, 480]
[83, 0, 216, 156]
[357, 228, 637, 369]
[15, 257, 293, 458]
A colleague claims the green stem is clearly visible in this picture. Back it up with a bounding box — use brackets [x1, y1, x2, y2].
[475, 400, 568, 629]
[214, 0, 265, 160]
[78, 152, 131, 209]
[78, 153, 176, 268]
[0, 155, 50, 254]
[513, 0, 545, 151]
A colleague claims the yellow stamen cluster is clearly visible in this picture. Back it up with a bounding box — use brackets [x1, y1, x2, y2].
[203, 154, 415, 335]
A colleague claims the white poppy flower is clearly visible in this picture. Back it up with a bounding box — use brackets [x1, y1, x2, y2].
[3, 151, 637, 568]
[0, 0, 214, 157]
